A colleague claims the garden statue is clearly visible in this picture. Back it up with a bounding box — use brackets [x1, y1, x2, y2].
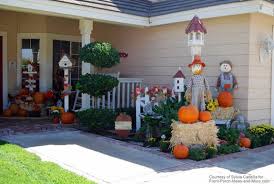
[185, 55, 212, 111]
[216, 60, 238, 92]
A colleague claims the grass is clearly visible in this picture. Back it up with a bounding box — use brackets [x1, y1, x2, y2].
[0, 140, 95, 184]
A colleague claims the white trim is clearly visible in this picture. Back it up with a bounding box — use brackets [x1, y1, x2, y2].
[0, 31, 8, 109]
[17, 33, 47, 91]
[271, 25, 274, 126]
[0, 0, 148, 27]
[1, 0, 274, 27]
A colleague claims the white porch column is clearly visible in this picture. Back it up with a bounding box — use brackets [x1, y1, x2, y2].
[79, 19, 94, 109]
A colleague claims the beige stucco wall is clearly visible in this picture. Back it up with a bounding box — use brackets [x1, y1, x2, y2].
[1, 9, 272, 123]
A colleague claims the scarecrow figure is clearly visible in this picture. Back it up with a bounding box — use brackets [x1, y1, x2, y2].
[216, 60, 238, 92]
[185, 55, 212, 111]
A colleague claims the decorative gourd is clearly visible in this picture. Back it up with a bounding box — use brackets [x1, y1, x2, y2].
[199, 111, 212, 122]
[240, 137, 251, 148]
[3, 109, 12, 117]
[173, 144, 189, 159]
[17, 109, 28, 117]
[217, 91, 233, 107]
[19, 88, 29, 96]
[61, 112, 75, 124]
[178, 105, 199, 124]
[33, 92, 45, 104]
[10, 104, 19, 115]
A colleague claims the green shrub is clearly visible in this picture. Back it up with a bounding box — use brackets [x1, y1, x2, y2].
[80, 42, 120, 68]
[77, 108, 116, 131]
[247, 124, 274, 148]
[77, 74, 119, 97]
[206, 146, 217, 159]
[217, 144, 240, 155]
[144, 138, 159, 147]
[189, 147, 207, 161]
[159, 140, 170, 153]
[217, 127, 240, 145]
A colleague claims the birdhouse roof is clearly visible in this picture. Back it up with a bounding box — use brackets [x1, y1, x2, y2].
[185, 15, 207, 34]
[173, 70, 185, 78]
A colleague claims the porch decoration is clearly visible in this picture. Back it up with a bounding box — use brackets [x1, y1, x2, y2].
[58, 54, 72, 112]
[173, 67, 185, 101]
[3, 109, 12, 117]
[33, 92, 45, 104]
[178, 105, 199, 124]
[173, 144, 189, 159]
[216, 60, 238, 92]
[22, 63, 38, 92]
[60, 112, 75, 124]
[199, 111, 212, 122]
[170, 120, 218, 147]
[239, 137, 251, 148]
[115, 113, 132, 138]
[186, 15, 207, 57]
[217, 91, 233, 108]
[185, 55, 212, 111]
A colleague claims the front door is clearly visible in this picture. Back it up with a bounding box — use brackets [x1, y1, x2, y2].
[0, 36, 3, 112]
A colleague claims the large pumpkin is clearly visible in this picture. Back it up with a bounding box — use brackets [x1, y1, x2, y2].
[33, 92, 45, 104]
[178, 105, 199, 124]
[3, 109, 12, 117]
[217, 91, 233, 107]
[17, 109, 28, 117]
[240, 137, 251, 148]
[199, 111, 212, 122]
[173, 144, 189, 159]
[10, 104, 19, 115]
[61, 112, 75, 124]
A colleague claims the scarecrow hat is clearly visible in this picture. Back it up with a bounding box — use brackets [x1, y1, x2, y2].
[188, 55, 206, 67]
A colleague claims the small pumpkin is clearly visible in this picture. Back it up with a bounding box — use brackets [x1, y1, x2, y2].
[33, 92, 45, 104]
[199, 111, 212, 122]
[240, 137, 251, 148]
[173, 144, 189, 159]
[217, 91, 233, 107]
[10, 104, 19, 115]
[3, 109, 12, 117]
[17, 108, 28, 117]
[61, 112, 75, 124]
[178, 105, 199, 124]
[19, 88, 29, 96]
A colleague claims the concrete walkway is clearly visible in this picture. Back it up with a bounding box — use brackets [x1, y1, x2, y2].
[2, 130, 274, 184]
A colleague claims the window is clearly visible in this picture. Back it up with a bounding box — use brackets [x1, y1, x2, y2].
[52, 40, 81, 91]
[21, 39, 40, 92]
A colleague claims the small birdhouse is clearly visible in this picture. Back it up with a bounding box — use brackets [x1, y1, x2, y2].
[173, 67, 185, 93]
[185, 15, 207, 56]
[59, 54, 72, 69]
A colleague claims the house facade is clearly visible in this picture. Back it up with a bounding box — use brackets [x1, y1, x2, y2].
[0, 0, 274, 124]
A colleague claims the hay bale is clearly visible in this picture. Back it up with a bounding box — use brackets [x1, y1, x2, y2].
[211, 107, 239, 120]
[170, 120, 218, 147]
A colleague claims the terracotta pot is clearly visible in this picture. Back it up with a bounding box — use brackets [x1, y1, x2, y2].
[53, 117, 60, 124]
[115, 130, 130, 139]
[61, 112, 75, 124]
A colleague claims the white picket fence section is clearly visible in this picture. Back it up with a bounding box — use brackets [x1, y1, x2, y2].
[90, 78, 143, 109]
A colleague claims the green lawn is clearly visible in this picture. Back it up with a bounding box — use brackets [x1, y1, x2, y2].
[0, 140, 95, 184]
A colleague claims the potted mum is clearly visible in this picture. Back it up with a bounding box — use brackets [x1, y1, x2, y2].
[50, 106, 63, 124]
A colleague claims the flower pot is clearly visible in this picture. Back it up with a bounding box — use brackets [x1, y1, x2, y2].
[61, 112, 75, 124]
[53, 117, 59, 124]
[115, 130, 130, 139]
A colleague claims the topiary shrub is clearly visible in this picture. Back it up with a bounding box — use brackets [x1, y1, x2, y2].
[77, 74, 119, 97]
[80, 42, 120, 68]
[77, 108, 116, 131]
[246, 124, 274, 148]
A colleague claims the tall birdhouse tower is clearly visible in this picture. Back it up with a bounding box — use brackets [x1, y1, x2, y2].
[185, 15, 207, 58]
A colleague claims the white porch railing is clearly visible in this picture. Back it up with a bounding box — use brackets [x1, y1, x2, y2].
[73, 78, 143, 111]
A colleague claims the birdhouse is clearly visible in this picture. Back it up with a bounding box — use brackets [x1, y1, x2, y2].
[59, 54, 72, 69]
[173, 67, 185, 93]
[185, 15, 207, 56]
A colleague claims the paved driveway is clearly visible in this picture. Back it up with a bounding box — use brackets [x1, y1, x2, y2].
[2, 130, 274, 184]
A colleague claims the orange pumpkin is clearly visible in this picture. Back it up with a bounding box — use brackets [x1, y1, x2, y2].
[173, 144, 189, 159]
[17, 109, 28, 117]
[199, 111, 212, 122]
[19, 88, 29, 96]
[240, 137, 251, 148]
[217, 91, 233, 107]
[61, 112, 75, 124]
[10, 104, 19, 115]
[178, 105, 199, 124]
[3, 109, 12, 117]
[33, 92, 45, 104]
